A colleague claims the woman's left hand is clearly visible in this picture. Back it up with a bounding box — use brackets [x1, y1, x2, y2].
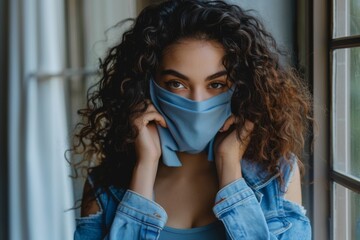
[214, 116, 254, 188]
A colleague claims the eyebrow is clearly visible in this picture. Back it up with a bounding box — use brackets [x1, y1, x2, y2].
[160, 69, 228, 81]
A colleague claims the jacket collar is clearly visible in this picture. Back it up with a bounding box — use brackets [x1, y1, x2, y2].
[241, 158, 280, 191]
[108, 186, 125, 202]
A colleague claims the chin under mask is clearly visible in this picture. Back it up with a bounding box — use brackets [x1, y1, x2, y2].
[149, 79, 233, 167]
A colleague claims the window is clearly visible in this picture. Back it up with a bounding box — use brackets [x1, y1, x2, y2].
[330, 0, 360, 239]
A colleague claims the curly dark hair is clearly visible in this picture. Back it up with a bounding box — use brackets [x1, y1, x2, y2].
[72, 0, 312, 191]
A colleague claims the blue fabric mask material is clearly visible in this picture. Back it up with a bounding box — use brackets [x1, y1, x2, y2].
[149, 79, 233, 167]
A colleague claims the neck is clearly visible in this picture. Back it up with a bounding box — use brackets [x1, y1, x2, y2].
[157, 151, 217, 180]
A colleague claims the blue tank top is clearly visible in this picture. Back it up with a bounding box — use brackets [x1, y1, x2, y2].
[158, 220, 226, 240]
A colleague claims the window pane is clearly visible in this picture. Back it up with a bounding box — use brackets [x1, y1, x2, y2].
[332, 47, 360, 178]
[333, 0, 360, 38]
[333, 182, 360, 239]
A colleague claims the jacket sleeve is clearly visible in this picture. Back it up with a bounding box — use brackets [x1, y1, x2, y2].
[108, 190, 167, 239]
[74, 190, 167, 240]
[212, 178, 311, 240]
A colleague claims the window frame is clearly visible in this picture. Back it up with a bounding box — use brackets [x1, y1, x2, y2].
[311, 0, 331, 239]
[329, 0, 360, 239]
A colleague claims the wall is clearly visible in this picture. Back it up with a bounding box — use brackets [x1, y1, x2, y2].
[228, 0, 296, 65]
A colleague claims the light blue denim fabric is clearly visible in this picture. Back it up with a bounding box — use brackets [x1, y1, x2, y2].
[74, 155, 312, 240]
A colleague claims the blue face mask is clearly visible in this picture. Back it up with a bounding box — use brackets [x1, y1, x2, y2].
[149, 79, 233, 167]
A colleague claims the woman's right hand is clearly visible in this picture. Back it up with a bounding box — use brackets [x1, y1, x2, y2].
[129, 101, 167, 200]
[132, 101, 167, 164]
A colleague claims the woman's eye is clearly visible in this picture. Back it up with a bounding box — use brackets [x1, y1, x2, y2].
[209, 82, 226, 89]
[165, 81, 185, 89]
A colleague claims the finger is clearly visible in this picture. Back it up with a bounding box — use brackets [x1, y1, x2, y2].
[141, 112, 167, 128]
[238, 120, 254, 143]
[133, 101, 167, 128]
[220, 115, 236, 132]
[145, 104, 158, 113]
[144, 99, 152, 104]
[243, 120, 254, 134]
[134, 99, 156, 112]
[144, 105, 167, 128]
[223, 121, 253, 144]
[153, 115, 167, 128]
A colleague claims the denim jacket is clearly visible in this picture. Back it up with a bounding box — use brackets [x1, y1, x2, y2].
[74, 156, 311, 239]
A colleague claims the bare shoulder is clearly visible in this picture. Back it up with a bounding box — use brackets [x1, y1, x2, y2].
[283, 163, 302, 205]
[80, 180, 101, 217]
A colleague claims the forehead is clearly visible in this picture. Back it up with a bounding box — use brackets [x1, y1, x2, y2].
[159, 39, 226, 75]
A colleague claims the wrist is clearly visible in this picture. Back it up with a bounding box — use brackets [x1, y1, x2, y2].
[216, 156, 242, 189]
[129, 159, 159, 200]
[135, 157, 160, 168]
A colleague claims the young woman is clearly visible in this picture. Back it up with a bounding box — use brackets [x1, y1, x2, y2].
[73, 1, 312, 239]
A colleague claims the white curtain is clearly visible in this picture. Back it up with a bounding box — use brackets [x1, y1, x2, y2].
[9, 0, 75, 239]
[69, 0, 137, 217]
